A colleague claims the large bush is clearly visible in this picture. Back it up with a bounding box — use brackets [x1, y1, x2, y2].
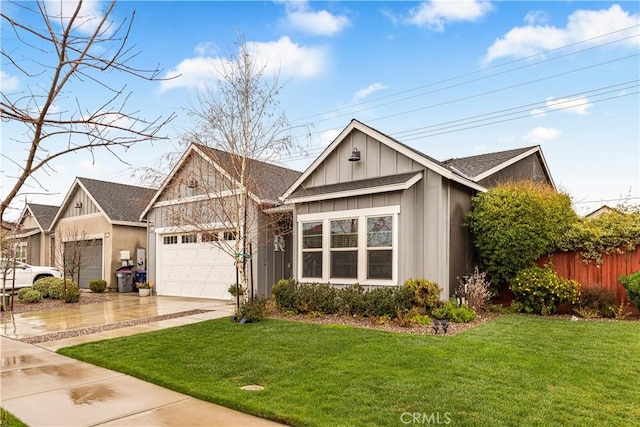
[511, 266, 581, 315]
[34, 277, 79, 300]
[558, 210, 640, 264]
[466, 181, 577, 286]
[17, 288, 43, 303]
[33, 276, 59, 298]
[619, 271, 640, 310]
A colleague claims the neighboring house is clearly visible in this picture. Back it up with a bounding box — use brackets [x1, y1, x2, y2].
[49, 177, 156, 290]
[584, 205, 616, 218]
[12, 203, 59, 265]
[141, 143, 301, 299]
[281, 119, 555, 299]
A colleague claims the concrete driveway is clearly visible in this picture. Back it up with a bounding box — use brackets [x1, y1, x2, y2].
[1, 295, 284, 426]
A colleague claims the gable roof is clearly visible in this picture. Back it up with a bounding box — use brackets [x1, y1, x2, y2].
[22, 203, 59, 231]
[195, 144, 302, 202]
[443, 146, 555, 188]
[141, 143, 302, 218]
[51, 177, 156, 228]
[282, 119, 486, 200]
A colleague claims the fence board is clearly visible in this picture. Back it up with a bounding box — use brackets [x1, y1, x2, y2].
[538, 247, 640, 315]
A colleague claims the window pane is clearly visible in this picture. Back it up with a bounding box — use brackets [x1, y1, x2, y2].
[303, 252, 323, 278]
[330, 219, 358, 248]
[367, 216, 392, 247]
[302, 222, 323, 249]
[330, 250, 357, 278]
[368, 250, 392, 279]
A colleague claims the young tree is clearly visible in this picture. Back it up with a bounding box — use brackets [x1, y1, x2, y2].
[1, 0, 175, 220]
[164, 36, 299, 311]
[56, 227, 90, 287]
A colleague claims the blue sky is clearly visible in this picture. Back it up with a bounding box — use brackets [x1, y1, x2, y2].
[1, 0, 639, 219]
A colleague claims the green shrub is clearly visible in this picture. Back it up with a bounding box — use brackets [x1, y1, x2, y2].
[17, 288, 43, 303]
[619, 271, 640, 310]
[41, 278, 79, 300]
[240, 298, 267, 323]
[297, 283, 339, 314]
[33, 276, 60, 298]
[511, 266, 581, 315]
[61, 282, 81, 303]
[403, 278, 440, 310]
[272, 278, 297, 311]
[363, 286, 413, 318]
[576, 286, 616, 318]
[89, 279, 107, 293]
[558, 211, 640, 264]
[432, 298, 477, 323]
[466, 181, 577, 286]
[337, 284, 367, 315]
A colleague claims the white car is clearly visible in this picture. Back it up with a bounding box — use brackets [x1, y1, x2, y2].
[0, 260, 64, 288]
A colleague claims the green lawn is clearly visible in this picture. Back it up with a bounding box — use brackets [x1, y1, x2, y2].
[58, 315, 640, 426]
[1, 408, 28, 427]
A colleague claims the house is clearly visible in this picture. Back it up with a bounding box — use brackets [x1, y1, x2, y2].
[584, 205, 616, 218]
[141, 143, 301, 299]
[49, 177, 156, 290]
[12, 203, 59, 265]
[281, 119, 554, 299]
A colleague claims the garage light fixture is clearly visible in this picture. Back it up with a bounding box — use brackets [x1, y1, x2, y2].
[348, 148, 361, 162]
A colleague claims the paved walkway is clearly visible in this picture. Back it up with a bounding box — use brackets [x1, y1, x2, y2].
[1, 295, 283, 426]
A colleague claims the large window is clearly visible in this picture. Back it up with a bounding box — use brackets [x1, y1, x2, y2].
[367, 216, 392, 279]
[299, 207, 398, 284]
[330, 219, 358, 278]
[302, 221, 322, 278]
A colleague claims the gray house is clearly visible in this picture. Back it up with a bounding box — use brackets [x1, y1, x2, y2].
[282, 119, 554, 298]
[141, 143, 301, 299]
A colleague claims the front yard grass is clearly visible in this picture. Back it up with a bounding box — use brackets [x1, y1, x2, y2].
[58, 315, 640, 426]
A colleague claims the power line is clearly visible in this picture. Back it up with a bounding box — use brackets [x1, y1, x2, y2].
[289, 25, 639, 126]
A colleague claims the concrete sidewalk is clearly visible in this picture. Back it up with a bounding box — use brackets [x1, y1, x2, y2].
[1, 295, 284, 426]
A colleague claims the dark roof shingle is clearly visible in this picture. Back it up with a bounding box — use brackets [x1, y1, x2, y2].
[27, 203, 59, 230]
[195, 144, 301, 202]
[442, 146, 536, 179]
[78, 177, 156, 223]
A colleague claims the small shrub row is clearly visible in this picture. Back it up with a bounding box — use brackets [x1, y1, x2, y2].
[511, 265, 580, 315]
[273, 279, 417, 319]
[32, 277, 81, 303]
[432, 298, 477, 323]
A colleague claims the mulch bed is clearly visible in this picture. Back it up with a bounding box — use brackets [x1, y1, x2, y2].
[268, 311, 502, 336]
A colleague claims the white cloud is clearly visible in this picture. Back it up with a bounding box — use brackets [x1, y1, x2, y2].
[352, 83, 388, 103]
[406, 0, 493, 31]
[531, 96, 592, 116]
[523, 126, 561, 143]
[1, 71, 20, 91]
[278, 0, 350, 36]
[45, 0, 111, 36]
[320, 128, 341, 146]
[485, 5, 640, 63]
[524, 10, 549, 26]
[160, 37, 326, 92]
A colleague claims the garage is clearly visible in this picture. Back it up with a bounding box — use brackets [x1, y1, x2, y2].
[157, 232, 236, 299]
[64, 238, 103, 289]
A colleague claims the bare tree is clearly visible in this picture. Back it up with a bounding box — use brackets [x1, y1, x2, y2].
[56, 226, 89, 287]
[163, 36, 299, 311]
[1, 0, 175, 220]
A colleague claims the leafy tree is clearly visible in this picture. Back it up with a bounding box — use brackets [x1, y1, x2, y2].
[466, 181, 577, 287]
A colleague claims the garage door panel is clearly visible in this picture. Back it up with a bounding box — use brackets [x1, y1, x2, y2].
[158, 238, 235, 299]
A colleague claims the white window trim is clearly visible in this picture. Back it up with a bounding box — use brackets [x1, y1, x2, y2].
[297, 206, 400, 286]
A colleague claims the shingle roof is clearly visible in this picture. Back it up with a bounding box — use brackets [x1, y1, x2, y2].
[27, 203, 59, 230]
[195, 144, 301, 202]
[77, 177, 157, 223]
[289, 172, 419, 199]
[442, 146, 536, 179]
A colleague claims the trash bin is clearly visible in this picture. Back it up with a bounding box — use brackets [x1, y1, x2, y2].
[115, 265, 134, 293]
[135, 270, 147, 284]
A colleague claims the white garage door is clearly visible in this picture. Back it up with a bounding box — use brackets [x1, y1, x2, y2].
[158, 232, 236, 299]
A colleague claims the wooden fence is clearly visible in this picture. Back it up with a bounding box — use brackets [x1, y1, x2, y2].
[538, 247, 640, 315]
